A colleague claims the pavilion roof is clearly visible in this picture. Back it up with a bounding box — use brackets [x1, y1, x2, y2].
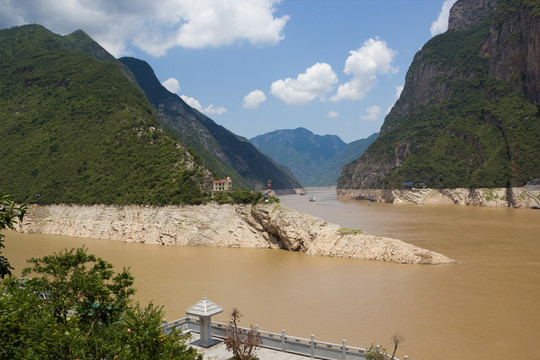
[186, 295, 223, 317]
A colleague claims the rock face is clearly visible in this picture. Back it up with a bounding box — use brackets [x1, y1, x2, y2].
[17, 203, 456, 265]
[481, 1, 540, 105]
[338, 0, 540, 192]
[18, 204, 274, 248]
[338, 187, 540, 208]
[249, 205, 456, 264]
[448, 0, 497, 32]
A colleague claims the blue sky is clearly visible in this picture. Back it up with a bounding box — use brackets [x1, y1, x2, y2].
[1, 0, 457, 143]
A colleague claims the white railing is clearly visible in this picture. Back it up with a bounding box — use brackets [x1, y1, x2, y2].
[163, 316, 407, 360]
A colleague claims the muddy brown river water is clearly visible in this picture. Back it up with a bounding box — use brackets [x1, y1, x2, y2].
[4, 188, 540, 360]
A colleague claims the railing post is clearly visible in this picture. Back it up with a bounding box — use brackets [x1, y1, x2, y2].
[281, 329, 286, 351]
[255, 325, 259, 345]
[341, 339, 346, 360]
[310, 334, 315, 358]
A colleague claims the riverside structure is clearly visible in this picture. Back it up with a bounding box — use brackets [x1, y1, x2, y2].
[164, 297, 408, 360]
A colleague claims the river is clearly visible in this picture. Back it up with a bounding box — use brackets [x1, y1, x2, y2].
[3, 188, 540, 360]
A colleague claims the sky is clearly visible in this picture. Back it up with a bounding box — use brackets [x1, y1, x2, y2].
[0, 0, 457, 143]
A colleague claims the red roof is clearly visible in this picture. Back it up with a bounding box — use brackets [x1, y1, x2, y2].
[214, 177, 231, 183]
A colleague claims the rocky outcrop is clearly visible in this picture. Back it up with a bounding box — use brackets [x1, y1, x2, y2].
[16, 203, 456, 265]
[338, 153, 394, 190]
[448, 0, 497, 32]
[249, 205, 456, 264]
[481, 2, 540, 104]
[18, 204, 275, 248]
[337, 187, 540, 208]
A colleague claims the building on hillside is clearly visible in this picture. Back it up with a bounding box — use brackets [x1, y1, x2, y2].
[213, 176, 232, 191]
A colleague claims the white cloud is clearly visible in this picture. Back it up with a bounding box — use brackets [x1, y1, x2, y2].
[204, 104, 227, 115]
[181, 95, 226, 115]
[271, 63, 338, 105]
[430, 0, 458, 36]
[243, 90, 267, 109]
[331, 38, 397, 102]
[327, 111, 339, 118]
[0, 0, 289, 57]
[395, 85, 404, 99]
[162, 77, 180, 93]
[181, 95, 203, 110]
[359, 105, 382, 121]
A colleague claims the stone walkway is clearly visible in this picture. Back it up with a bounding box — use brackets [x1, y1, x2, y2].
[188, 333, 312, 360]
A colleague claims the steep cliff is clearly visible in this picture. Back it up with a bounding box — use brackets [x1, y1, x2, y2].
[338, 0, 539, 192]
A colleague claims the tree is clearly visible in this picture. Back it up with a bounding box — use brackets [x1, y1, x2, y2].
[21, 246, 135, 327]
[0, 247, 202, 360]
[224, 308, 262, 360]
[365, 344, 387, 360]
[390, 333, 405, 360]
[0, 195, 27, 278]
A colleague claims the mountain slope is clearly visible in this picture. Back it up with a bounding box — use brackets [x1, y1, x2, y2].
[119, 57, 301, 191]
[250, 128, 377, 186]
[0, 25, 213, 205]
[338, 0, 540, 191]
[313, 133, 378, 187]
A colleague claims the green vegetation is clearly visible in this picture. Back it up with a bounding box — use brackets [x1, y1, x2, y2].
[213, 190, 263, 205]
[338, 228, 363, 234]
[343, 2, 540, 190]
[0, 247, 201, 359]
[484, 189, 503, 201]
[496, 0, 540, 22]
[264, 196, 281, 204]
[0, 25, 213, 205]
[0, 195, 27, 278]
[364, 344, 387, 360]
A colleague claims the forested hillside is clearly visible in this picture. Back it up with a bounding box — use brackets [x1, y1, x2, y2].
[0, 25, 213, 205]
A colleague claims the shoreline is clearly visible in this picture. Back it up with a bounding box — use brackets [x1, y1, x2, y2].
[337, 186, 540, 208]
[16, 203, 456, 265]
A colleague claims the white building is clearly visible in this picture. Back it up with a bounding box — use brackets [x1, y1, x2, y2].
[213, 176, 232, 191]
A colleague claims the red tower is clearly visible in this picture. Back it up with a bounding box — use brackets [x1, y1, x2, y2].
[267, 179, 272, 198]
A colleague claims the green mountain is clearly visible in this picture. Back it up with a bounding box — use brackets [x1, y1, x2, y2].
[119, 57, 301, 191]
[0, 24, 213, 205]
[338, 0, 540, 190]
[250, 128, 377, 186]
[313, 133, 378, 187]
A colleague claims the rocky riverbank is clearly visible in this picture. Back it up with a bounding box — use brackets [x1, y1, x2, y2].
[337, 187, 540, 208]
[16, 203, 456, 265]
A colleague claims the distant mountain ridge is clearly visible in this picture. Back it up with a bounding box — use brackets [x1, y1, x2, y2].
[338, 0, 540, 191]
[120, 57, 301, 191]
[250, 128, 377, 187]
